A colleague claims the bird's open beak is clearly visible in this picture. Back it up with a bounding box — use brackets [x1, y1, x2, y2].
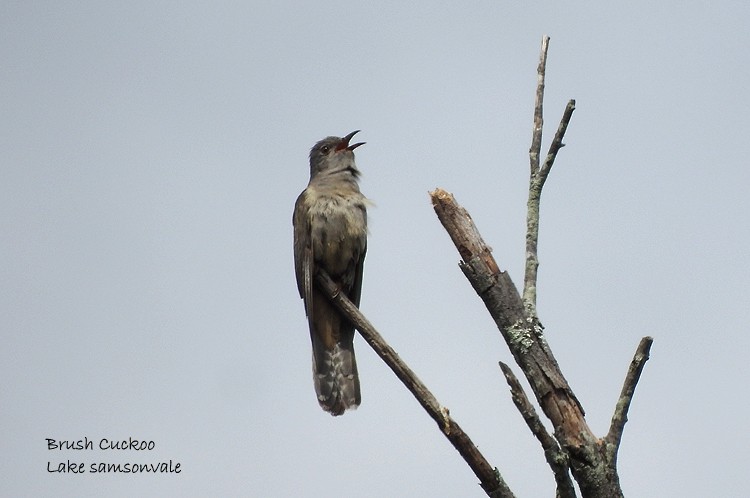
[337, 130, 365, 151]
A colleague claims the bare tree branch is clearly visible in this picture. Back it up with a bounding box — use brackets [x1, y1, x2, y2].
[499, 361, 577, 498]
[529, 35, 549, 175]
[431, 187, 632, 498]
[314, 270, 516, 498]
[523, 37, 577, 311]
[523, 98, 575, 310]
[605, 337, 654, 460]
[538, 99, 576, 188]
[430, 188, 586, 434]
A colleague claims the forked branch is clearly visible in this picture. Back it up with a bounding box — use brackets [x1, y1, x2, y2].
[429, 35, 653, 498]
[524, 35, 576, 310]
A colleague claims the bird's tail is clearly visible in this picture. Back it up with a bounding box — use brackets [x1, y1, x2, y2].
[311, 331, 360, 416]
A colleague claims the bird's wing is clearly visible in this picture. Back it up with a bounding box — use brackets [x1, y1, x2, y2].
[293, 190, 314, 321]
[349, 203, 367, 308]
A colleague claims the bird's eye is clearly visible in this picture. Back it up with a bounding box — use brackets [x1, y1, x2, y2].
[321, 145, 330, 154]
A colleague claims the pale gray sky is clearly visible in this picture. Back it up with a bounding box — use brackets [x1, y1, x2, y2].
[2, 2, 748, 497]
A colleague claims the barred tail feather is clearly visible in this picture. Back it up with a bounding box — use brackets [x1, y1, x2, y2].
[312, 339, 360, 416]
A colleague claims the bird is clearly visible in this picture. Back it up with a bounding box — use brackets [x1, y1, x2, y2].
[293, 130, 369, 416]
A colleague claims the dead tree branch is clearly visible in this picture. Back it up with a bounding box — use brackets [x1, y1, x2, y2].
[499, 362, 577, 498]
[524, 36, 576, 311]
[430, 189, 614, 492]
[314, 270, 516, 498]
[539, 100, 576, 184]
[431, 188, 627, 497]
[428, 37, 653, 498]
[605, 337, 654, 461]
[529, 35, 548, 176]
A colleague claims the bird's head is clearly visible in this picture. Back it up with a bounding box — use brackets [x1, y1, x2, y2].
[309, 130, 365, 179]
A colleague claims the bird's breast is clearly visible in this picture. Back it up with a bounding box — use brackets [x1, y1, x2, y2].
[308, 192, 367, 276]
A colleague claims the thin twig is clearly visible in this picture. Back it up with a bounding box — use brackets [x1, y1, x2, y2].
[529, 35, 549, 175]
[538, 99, 576, 187]
[523, 38, 575, 311]
[499, 362, 577, 498]
[605, 336, 654, 461]
[315, 270, 516, 498]
[523, 36, 549, 308]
